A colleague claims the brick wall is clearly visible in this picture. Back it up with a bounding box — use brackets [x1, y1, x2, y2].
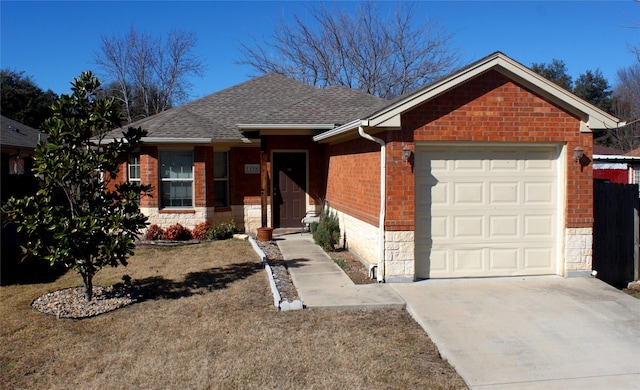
[194, 146, 214, 207]
[229, 147, 261, 205]
[326, 138, 380, 226]
[140, 145, 158, 208]
[396, 69, 589, 229]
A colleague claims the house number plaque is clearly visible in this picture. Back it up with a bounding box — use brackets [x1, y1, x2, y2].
[245, 164, 260, 174]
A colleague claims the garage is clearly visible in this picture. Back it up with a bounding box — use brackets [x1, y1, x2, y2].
[415, 145, 562, 279]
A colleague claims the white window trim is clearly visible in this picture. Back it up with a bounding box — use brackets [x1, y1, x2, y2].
[214, 151, 229, 208]
[160, 150, 194, 209]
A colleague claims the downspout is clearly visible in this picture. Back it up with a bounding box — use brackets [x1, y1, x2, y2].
[357, 126, 386, 283]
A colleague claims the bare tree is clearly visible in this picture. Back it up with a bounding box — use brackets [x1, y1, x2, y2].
[605, 58, 640, 151]
[95, 27, 204, 123]
[238, 2, 458, 99]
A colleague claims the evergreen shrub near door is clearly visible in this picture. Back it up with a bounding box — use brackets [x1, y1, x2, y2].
[313, 207, 341, 251]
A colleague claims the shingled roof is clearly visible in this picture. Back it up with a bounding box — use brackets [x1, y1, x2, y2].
[0, 115, 45, 149]
[119, 73, 388, 141]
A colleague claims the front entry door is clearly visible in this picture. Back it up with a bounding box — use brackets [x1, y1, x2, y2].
[273, 152, 306, 228]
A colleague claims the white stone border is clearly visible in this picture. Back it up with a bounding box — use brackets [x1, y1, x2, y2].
[247, 236, 303, 311]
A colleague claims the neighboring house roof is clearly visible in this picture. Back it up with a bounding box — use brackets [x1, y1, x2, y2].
[625, 147, 640, 157]
[315, 52, 624, 142]
[594, 145, 626, 155]
[0, 115, 45, 149]
[116, 73, 388, 143]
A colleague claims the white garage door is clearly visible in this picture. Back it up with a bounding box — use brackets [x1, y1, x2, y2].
[415, 146, 559, 278]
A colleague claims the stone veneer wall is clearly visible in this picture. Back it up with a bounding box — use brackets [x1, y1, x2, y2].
[231, 204, 271, 234]
[141, 207, 214, 230]
[564, 227, 593, 277]
[384, 230, 415, 283]
[331, 208, 378, 268]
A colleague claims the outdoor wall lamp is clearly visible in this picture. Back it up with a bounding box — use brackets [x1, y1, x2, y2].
[573, 146, 585, 162]
[402, 149, 413, 163]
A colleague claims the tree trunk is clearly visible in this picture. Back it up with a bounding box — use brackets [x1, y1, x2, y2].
[82, 274, 94, 302]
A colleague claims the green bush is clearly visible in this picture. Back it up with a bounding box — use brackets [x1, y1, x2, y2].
[208, 220, 238, 240]
[312, 208, 340, 251]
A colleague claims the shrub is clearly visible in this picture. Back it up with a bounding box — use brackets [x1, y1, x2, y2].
[164, 223, 192, 241]
[145, 224, 165, 241]
[208, 220, 238, 240]
[192, 221, 211, 240]
[313, 207, 340, 251]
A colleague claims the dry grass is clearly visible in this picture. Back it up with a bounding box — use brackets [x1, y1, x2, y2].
[1, 240, 467, 389]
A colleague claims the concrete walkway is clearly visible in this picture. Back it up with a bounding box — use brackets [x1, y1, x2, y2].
[276, 233, 404, 309]
[276, 233, 640, 389]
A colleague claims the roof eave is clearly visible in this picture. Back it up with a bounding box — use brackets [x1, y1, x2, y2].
[313, 119, 368, 142]
[238, 123, 338, 130]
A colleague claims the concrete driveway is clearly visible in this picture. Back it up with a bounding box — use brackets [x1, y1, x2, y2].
[391, 276, 640, 389]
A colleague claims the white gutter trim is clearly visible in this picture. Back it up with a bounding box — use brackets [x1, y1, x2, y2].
[593, 154, 640, 161]
[141, 137, 213, 144]
[238, 123, 337, 130]
[313, 119, 367, 142]
[357, 126, 386, 283]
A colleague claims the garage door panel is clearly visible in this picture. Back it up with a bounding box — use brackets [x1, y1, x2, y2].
[489, 216, 519, 237]
[431, 182, 448, 204]
[525, 182, 555, 203]
[489, 249, 519, 270]
[524, 215, 554, 236]
[455, 159, 484, 170]
[454, 182, 484, 204]
[524, 248, 554, 269]
[453, 216, 484, 238]
[490, 182, 519, 203]
[454, 250, 484, 272]
[415, 146, 558, 279]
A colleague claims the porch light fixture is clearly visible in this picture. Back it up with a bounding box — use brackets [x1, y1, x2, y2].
[402, 149, 413, 163]
[573, 146, 585, 162]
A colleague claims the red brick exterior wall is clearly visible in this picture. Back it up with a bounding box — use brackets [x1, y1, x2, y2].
[389, 69, 590, 230]
[140, 145, 158, 208]
[230, 147, 262, 207]
[194, 146, 214, 207]
[326, 138, 381, 226]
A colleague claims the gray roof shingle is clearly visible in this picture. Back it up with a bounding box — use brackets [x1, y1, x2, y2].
[117, 73, 388, 140]
[0, 115, 45, 149]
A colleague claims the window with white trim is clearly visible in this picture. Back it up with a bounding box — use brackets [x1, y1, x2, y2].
[160, 151, 193, 208]
[128, 153, 141, 183]
[214, 151, 229, 207]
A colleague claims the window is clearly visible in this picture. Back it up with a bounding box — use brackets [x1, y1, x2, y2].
[128, 154, 140, 183]
[160, 151, 193, 207]
[214, 151, 229, 207]
[128, 153, 141, 203]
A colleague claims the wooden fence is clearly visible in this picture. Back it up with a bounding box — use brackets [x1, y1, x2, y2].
[593, 182, 639, 288]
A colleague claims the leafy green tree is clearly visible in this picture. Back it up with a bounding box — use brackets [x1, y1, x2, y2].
[531, 59, 573, 91]
[574, 69, 613, 113]
[2, 72, 150, 301]
[1, 69, 57, 128]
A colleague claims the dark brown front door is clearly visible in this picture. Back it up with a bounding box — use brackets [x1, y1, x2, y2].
[273, 152, 306, 228]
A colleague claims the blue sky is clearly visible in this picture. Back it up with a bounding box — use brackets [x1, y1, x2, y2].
[1, 1, 638, 101]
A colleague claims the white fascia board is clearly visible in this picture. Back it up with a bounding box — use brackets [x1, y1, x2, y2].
[142, 137, 213, 144]
[593, 162, 629, 170]
[313, 119, 368, 142]
[593, 154, 640, 161]
[238, 123, 336, 130]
